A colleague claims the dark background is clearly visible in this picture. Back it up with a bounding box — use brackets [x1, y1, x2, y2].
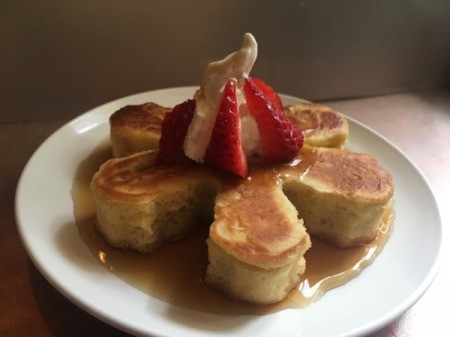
[1, 0, 449, 122]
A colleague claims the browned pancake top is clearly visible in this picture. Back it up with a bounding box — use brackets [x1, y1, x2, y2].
[285, 102, 347, 135]
[282, 146, 394, 203]
[210, 170, 310, 268]
[91, 151, 218, 202]
[110, 102, 171, 133]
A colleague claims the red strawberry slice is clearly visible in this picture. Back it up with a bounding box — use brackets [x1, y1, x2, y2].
[204, 78, 248, 178]
[251, 77, 283, 112]
[244, 77, 303, 162]
[157, 99, 196, 165]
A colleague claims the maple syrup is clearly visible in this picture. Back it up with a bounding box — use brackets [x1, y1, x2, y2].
[71, 140, 393, 315]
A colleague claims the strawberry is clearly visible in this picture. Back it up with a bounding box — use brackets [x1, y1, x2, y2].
[243, 77, 303, 162]
[204, 78, 248, 178]
[157, 99, 196, 165]
[251, 77, 283, 112]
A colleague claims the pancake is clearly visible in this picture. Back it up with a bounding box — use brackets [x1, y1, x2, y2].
[90, 150, 220, 253]
[110, 102, 171, 157]
[110, 101, 349, 158]
[207, 170, 311, 304]
[285, 102, 348, 149]
[281, 146, 394, 247]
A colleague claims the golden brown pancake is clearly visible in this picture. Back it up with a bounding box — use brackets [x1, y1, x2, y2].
[90, 150, 221, 253]
[285, 102, 348, 149]
[110, 102, 172, 157]
[207, 170, 311, 304]
[281, 146, 394, 247]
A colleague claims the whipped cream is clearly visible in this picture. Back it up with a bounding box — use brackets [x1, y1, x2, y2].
[184, 33, 259, 162]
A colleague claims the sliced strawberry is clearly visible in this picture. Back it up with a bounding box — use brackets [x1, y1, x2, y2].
[204, 78, 248, 178]
[243, 77, 303, 163]
[157, 99, 196, 165]
[251, 77, 283, 112]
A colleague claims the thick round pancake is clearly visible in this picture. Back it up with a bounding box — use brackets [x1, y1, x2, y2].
[210, 170, 310, 269]
[284, 146, 394, 204]
[110, 102, 171, 157]
[285, 102, 348, 149]
[90, 151, 220, 253]
[207, 170, 311, 304]
[281, 146, 394, 247]
[91, 151, 203, 201]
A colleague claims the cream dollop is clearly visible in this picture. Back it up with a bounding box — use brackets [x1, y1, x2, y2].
[184, 33, 259, 162]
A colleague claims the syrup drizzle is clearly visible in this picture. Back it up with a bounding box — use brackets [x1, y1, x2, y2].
[71, 140, 393, 315]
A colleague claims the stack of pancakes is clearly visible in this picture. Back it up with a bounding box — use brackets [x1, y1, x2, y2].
[90, 100, 394, 305]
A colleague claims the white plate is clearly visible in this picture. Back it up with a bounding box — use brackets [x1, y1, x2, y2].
[16, 87, 443, 337]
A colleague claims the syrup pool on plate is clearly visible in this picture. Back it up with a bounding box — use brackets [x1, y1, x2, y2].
[71, 139, 393, 315]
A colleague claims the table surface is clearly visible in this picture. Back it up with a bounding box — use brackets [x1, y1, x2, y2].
[1, 88, 449, 337]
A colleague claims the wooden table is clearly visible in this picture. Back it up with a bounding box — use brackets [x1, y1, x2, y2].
[1, 88, 449, 336]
